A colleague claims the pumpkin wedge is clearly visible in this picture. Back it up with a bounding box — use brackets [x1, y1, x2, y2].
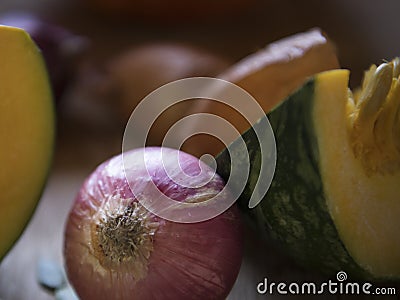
[182, 28, 339, 157]
[216, 59, 400, 280]
[0, 25, 54, 261]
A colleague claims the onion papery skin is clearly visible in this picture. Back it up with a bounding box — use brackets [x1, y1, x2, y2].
[64, 147, 243, 300]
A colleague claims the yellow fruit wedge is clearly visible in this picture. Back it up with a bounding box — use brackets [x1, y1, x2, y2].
[0, 25, 54, 261]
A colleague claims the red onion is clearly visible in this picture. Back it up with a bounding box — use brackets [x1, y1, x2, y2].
[64, 147, 243, 299]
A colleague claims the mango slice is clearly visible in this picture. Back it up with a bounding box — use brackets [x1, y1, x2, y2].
[0, 25, 54, 261]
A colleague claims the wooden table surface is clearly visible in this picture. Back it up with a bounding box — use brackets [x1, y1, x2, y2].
[1, 0, 400, 299]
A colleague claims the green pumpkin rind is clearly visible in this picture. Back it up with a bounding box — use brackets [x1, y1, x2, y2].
[216, 78, 372, 280]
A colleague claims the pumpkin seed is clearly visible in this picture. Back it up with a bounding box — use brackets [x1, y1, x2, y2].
[357, 62, 393, 124]
[36, 258, 66, 292]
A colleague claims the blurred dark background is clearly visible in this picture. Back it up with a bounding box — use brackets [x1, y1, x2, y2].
[1, 1, 399, 299]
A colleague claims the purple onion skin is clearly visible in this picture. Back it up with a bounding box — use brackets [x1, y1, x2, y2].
[64, 147, 243, 300]
[0, 12, 88, 102]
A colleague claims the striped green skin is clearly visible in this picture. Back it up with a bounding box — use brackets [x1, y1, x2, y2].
[216, 79, 371, 279]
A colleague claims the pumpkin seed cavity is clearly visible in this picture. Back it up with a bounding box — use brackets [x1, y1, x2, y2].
[349, 58, 400, 175]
